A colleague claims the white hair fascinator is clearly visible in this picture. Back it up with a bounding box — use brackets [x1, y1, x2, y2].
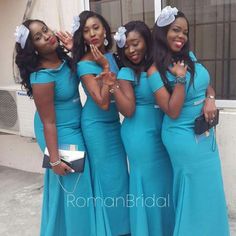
[71, 15, 80, 35]
[156, 6, 178, 27]
[114, 26, 127, 48]
[14, 24, 30, 49]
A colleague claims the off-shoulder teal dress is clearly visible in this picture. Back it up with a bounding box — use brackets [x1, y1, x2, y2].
[77, 53, 130, 236]
[148, 52, 229, 236]
[117, 67, 174, 236]
[30, 61, 96, 236]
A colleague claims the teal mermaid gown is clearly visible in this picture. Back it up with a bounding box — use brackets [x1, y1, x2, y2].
[77, 53, 130, 236]
[30, 61, 96, 236]
[148, 52, 229, 236]
[117, 67, 174, 236]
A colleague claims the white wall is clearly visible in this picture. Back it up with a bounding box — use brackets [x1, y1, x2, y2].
[0, 0, 28, 86]
[0, 0, 86, 86]
[216, 110, 236, 218]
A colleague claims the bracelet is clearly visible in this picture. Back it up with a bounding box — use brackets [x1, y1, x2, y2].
[109, 83, 120, 94]
[50, 159, 61, 167]
[175, 76, 186, 85]
[206, 95, 215, 99]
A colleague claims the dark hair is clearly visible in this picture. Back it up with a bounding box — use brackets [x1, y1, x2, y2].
[72, 10, 113, 73]
[152, 11, 195, 93]
[116, 21, 153, 78]
[15, 19, 71, 97]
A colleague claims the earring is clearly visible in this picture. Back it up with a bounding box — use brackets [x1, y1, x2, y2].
[84, 43, 87, 52]
[35, 51, 38, 55]
[104, 33, 108, 46]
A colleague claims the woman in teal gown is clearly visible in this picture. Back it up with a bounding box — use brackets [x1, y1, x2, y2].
[72, 11, 130, 236]
[112, 21, 174, 236]
[148, 7, 229, 236]
[15, 19, 95, 236]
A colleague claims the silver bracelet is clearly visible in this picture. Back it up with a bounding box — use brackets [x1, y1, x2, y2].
[50, 159, 61, 167]
[206, 95, 215, 99]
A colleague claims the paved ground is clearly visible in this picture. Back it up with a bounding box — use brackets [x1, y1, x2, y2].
[0, 166, 43, 236]
[0, 165, 235, 236]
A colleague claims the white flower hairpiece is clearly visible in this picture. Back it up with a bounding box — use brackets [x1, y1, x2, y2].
[14, 24, 30, 49]
[71, 15, 80, 35]
[114, 26, 127, 48]
[156, 6, 178, 27]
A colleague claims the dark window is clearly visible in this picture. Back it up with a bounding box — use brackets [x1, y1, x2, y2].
[90, 0, 155, 32]
[163, 0, 236, 99]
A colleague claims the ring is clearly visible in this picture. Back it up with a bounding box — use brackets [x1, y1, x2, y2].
[210, 119, 214, 123]
[180, 62, 185, 66]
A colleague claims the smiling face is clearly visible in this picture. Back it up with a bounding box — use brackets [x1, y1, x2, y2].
[166, 17, 188, 52]
[124, 31, 146, 64]
[83, 16, 106, 50]
[29, 21, 58, 55]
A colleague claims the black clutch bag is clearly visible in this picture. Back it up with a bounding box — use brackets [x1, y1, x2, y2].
[42, 146, 85, 173]
[194, 109, 219, 135]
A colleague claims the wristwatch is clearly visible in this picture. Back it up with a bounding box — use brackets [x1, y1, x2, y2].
[175, 76, 186, 85]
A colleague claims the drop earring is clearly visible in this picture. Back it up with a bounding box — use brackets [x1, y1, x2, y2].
[104, 33, 108, 46]
[84, 42, 87, 52]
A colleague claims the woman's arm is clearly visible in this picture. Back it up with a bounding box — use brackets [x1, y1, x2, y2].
[81, 72, 113, 110]
[32, 83, 74, 175]
[147, 62, 187, 119]
[110, 76, 135, 117]
[202, 85, 217, 122]
[81, 45, 113, 110]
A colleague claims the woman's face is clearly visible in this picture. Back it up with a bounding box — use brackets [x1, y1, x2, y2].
[124, 31, 146, 64]
[166, 17, 188, 52]
[29, 21, 58, 55]
[83, 16, 106, 50]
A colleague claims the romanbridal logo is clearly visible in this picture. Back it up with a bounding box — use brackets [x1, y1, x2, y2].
[66, 194, 171, 208]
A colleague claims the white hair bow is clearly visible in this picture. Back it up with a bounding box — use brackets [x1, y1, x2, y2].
[14, 24, 30, 49]
[114, 26, 127, 48]
[156, 6, 178, 27]
[71, 15, 80, 35]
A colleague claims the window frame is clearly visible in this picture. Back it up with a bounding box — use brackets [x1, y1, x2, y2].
[85, 0, 236, 107]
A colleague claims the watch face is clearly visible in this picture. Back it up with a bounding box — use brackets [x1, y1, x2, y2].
[175, 77, 186, 84]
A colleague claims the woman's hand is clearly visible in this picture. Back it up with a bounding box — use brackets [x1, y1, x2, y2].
[56, 31, 73, 51]
[52, 161, 75, 176]
[202, 97, 217, 122]
[97, 71, 116, 87]
[169, 60, 188, 78]
[90, 44, 109, 71]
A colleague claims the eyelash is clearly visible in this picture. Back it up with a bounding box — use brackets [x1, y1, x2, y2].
[43, 27, 48, 32]
[83, 26, 99, 33]
[35, 36, 41, 41]
[35, 27, 48, 40]
[173, 28, 188, 35]
[125, 43, 139, 50]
